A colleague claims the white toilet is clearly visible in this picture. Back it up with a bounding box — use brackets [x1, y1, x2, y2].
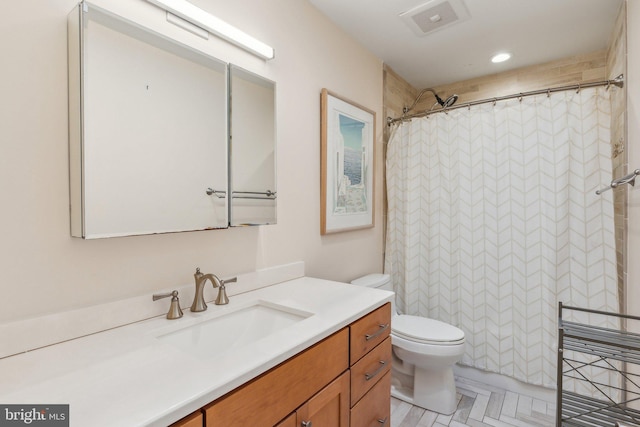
[351, 273, 465, 415]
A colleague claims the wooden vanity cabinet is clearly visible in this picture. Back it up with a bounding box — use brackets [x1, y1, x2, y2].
[195, 303, 391, 427]
[204, 328, 349, 426]
[349, 303, 392, 427]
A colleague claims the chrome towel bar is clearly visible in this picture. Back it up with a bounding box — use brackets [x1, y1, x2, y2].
[596, 169, 640, 195]
[206, 188, 277, 200]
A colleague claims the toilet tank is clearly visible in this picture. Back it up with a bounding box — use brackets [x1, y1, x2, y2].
[350, 274, 393, 292]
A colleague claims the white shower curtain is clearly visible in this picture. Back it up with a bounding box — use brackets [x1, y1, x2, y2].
[384, 87, 618, 388]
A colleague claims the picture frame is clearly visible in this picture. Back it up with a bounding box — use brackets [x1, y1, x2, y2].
[320, 89, 376, 234]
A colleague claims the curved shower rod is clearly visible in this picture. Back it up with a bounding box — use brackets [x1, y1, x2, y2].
[387, 74, 625, 126]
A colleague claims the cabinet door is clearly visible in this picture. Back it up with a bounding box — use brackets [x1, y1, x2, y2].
[170, 411, 203, 427]
[297, 371, 350, 427]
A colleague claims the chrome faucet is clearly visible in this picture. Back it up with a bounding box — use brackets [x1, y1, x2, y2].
[191, 267, 221, 312]
[190, 268, 237, 311]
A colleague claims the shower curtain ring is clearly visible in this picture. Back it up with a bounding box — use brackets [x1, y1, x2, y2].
[518, 94, 523, 102]
[493, 98, 497, 106]
[576, 84, 581, 93]
[547, 89, 551, 98]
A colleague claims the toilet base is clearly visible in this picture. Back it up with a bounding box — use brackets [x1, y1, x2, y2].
[391, 365, 459, 415]
[391, 383, 414, 404]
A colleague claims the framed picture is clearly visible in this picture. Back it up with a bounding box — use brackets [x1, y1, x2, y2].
[321, 89, 376, 234]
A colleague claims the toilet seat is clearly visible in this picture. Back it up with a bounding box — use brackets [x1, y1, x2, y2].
[392, 314, 465, 345]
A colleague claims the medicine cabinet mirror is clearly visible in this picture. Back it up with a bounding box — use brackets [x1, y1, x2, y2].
[68, 2, 277, 238]
[229, 65, 277, 226]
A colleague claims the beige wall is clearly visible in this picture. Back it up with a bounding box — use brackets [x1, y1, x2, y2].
[0, 0, 384, 323]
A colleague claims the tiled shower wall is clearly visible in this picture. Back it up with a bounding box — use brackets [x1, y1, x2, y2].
[606, 2, 627, 312]
[381, 65, 418, 237]
[383, 7, 626, 300]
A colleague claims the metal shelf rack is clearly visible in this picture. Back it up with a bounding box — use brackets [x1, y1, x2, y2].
[558, 303, 640, 426]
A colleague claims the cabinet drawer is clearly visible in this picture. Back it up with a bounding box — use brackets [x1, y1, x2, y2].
[350, 337, 391, 405]
[205, 328, 349, 427]
[350, 303, 391, 364]
[350, 371, 391, 427]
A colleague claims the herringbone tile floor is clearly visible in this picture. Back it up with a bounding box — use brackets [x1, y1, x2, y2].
[391, 379, 556, 427]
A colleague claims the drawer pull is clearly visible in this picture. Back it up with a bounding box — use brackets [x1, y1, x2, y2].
[365, 323, 389, 341]
[365, 360, 387, 380]
[301, 421, 312, 427]
[377, 417, 388, 426]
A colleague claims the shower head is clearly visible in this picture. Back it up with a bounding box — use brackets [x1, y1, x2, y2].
[440, 94, 459, 108]
[403, 89, 459, 115]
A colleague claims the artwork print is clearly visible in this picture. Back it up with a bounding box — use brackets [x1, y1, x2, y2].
[321, 89, 375, 234]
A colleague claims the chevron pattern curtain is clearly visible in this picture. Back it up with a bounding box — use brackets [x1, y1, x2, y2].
[384, 87, 618, 388]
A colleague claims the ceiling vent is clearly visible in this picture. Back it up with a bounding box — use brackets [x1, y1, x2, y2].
[399, 0, 470, 37]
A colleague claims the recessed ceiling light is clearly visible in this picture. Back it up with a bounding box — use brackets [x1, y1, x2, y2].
[491, 53, 511, 63]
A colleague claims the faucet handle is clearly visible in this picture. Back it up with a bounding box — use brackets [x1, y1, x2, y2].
[221, 277, 237, 285]
[215, 277, 236, 305]
[153, 290, 184, 320]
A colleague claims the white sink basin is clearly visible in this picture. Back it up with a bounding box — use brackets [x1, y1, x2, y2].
[157, 301, 313, 358]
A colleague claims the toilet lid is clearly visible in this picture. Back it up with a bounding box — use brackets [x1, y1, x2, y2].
[393, 315, 465, 344]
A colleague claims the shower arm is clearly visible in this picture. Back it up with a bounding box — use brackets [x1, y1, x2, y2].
[403, 89, 458, 119]
[403, 88, 439, 115]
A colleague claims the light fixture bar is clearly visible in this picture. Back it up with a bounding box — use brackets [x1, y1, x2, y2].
[146, 0, 275, 60]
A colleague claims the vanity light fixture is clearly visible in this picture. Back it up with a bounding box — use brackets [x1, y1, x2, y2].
[491, 52, 511, 63]
[145, 0, 275, 60]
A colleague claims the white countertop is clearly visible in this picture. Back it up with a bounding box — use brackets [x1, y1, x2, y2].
[0, 277, 393, 426]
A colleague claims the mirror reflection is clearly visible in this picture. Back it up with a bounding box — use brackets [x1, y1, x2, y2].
[69, 4, 279, 238]
[229, 65, 277, 226]
[69, 4, 229, 238]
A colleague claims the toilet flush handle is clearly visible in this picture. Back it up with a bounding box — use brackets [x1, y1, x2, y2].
[377, 417, 388, 426]
[365, 323, 389, 341]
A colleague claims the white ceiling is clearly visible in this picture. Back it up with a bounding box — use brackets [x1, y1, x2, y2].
[307, 0, 623, 89]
